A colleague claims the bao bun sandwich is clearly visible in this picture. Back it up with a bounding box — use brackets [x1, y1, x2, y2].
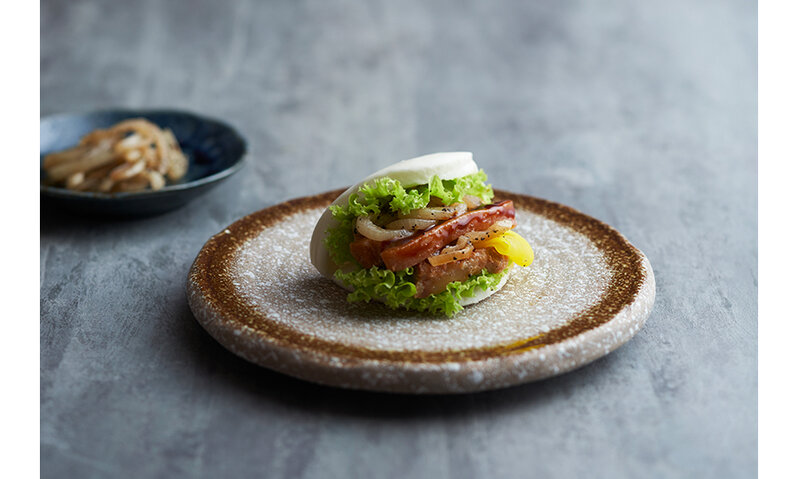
[310, 152, 534, 316]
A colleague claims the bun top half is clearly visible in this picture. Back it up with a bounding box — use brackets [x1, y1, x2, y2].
[310, 152, 478, 278]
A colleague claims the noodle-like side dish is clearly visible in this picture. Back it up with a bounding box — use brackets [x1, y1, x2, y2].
[42, 118, 189, 193]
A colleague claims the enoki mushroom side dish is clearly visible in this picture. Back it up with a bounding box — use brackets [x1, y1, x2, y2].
[42, 118, 189, 193]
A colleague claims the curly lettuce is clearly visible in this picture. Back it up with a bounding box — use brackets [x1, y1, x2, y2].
[325, 170, 494, 264]
[334, 267, 508, 317]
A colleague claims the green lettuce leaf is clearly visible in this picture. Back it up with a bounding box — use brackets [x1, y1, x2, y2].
[324, 215, 355, 264]
[428, 170, 494, 206]
[334, 266, 508, 317]
[324, 170, 494, 264]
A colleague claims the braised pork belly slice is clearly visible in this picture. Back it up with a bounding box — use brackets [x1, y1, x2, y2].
[414, 248, 508, 298]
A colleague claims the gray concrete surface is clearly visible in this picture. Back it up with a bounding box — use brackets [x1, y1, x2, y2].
[40, 0, 757, 477]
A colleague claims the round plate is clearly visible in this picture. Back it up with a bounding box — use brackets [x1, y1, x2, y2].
[187, 190, 655, 393]
[41, 109, 247, 216]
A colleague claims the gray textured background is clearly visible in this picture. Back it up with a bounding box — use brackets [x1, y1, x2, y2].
[40, 0, 757, 477]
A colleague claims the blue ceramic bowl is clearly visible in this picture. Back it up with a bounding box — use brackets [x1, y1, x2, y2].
[41, 109, 247, 216]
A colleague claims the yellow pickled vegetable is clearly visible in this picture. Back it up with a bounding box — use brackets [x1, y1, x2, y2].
[480, 230, 534, 267]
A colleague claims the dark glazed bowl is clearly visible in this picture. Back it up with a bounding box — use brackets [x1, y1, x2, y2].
[40, 109, 247, 216]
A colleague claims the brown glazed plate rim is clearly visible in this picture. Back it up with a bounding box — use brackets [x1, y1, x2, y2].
[186, 189, 656, 391]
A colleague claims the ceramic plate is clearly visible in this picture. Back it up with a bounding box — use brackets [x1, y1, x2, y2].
[41, 109, 246, 216]
[187, 190, 655, 393]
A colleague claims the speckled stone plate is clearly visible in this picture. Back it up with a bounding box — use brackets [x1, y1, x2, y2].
[187, 190, 655, 393]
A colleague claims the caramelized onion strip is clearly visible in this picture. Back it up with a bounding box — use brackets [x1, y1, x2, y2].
[356, 216, 414, 241]
[384, 218, 437, 231]
[399, 202, 467, 221]
[427, 236, 475, 267]
[462, 195, 483, 209]
[464, 219, 514, 246]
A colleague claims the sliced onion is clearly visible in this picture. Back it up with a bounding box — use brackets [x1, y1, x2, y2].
[399, 202, 467, 220]
[464, 219, 515, 246]
[384, 218, 438, 231]
[356, 216, 414, 241]
[462, 195, 483, 209]
[427, 236, 474, 267]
